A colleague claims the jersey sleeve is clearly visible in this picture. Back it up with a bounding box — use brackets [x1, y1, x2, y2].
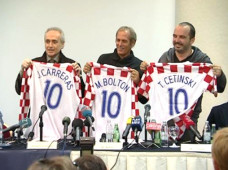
[83, 72, 96, 108]
[19, 66, 32, 120]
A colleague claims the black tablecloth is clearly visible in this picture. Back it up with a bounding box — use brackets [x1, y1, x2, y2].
[0, 139, 181, 170]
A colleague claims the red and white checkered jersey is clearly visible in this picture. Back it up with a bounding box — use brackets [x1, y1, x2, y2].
[83, 62, 139, 140]
[19, 62, 82, 140]
[138, 62, 217, 138]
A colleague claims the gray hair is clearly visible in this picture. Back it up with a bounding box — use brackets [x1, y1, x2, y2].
[44, 27, 65, 44]
[116, 26, 137, 42]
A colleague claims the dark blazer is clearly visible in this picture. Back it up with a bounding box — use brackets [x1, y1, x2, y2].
[207, 102, 228, 129]
[15, 51, 85, 96]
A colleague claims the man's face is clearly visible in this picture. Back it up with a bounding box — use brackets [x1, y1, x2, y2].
[172, 25, 195, 53]
[45, 30, 64, 58]
[115, 30, 135, 59]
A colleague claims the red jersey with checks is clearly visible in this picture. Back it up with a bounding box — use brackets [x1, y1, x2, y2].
[138, 62, 217, 138]
[19, 62, 82, 140]
[83, 62, 139, 140]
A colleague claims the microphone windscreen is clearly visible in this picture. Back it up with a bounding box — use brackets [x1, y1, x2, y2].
[180, 114, 195, 129]
[84, 116, 95, 126]
[126, 117, 133, 125]
[82, 109, 92, 117]
[41, 105, 47, 111]
[144, 104, 151, 110]
[62, 116, 71, 125]
[131, 116, 142, 131]
[72, 119, 83, 128]
[19, 118, 32, 128]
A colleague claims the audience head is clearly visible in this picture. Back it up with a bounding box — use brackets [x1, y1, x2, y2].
[73, 154, 107, 170]
[115, 26, 136, 59]
[44, 27, 65, 58]
[212, 127, 228, 170]
[28, 156, 77, 170]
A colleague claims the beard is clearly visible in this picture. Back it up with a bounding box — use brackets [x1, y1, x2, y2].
[174, 42, 189, 54]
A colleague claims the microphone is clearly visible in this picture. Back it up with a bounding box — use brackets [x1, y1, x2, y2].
[122, 117, 133, 139]
[180, 114, 202, 140]
[3, 118, 32, 133]
[131, 116, 143, 134]
[144, 104, 151, 122]
[146, 119, 161, 142]
[39, 105, 47, 118]
[100, 133, 106, 142]
[27, 106, 47, 141]
[84, 116, 95, 126]
[62, 116, 71, 139]
[82, 109, 95, 131]
[72, 118, 83, 143]
[131, 116, 143, 143]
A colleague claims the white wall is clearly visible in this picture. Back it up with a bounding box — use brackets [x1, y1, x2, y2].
[0, 0, 175, 130]
[176, 0, 228, 133]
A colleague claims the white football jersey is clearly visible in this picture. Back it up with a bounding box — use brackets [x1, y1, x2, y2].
[19, 62, 82, 140]
[83, 62, 139, 141]
[138, 62, 216, 137]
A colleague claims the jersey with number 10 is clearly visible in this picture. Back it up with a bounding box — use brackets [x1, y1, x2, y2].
[83, 63, 139, 140]
[138, 62, 216, 124]
[19, 62, 82, 140]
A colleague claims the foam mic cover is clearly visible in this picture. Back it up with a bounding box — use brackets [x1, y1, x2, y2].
[3, 118, 32, 133]
[82, 109, 92, 117]
[180, 114, 202, 140]
[62, 116, 71, 137]
[72, 119, 84, 129]
[144, 104, 151, 113]
[84, 116, 95, 126]
[39, 105, 47, 118]
[19, 117, 32, 128]
[82, 109, 95, 131]
[72, 119, 83, 142]
[131, 116, 143, 132]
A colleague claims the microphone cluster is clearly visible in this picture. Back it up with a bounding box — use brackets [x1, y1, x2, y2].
[121, 116, 143, 142]
[3, 117, 32, 133]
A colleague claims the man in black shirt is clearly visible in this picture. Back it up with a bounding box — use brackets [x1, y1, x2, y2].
[83, 26, 147, 104]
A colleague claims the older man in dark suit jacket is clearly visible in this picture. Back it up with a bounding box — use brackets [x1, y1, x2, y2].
[15, 27, 85, 96]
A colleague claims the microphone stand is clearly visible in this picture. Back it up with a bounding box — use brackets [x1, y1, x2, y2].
[15, 128, 23, 144]
[141, 121, 159, 148]
[146, 131, 160, 149]
[127, 130, 146, 149]
[39, 116, 43, 141]
[87, 125, 90, 137]
[144, 115, 148, 142]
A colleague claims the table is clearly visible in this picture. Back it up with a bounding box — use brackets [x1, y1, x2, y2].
[0, 141, 213, 170]
[71, 150, 213, 170]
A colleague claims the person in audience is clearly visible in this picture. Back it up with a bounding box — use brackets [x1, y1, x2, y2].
[73, 155, 107, 170]
[28, 156, 77, 170]
[140, 22, 226, 143]
[83, 26, 147, 104]
[212, 127, 228, 170]
[15, 27, 85, 96]
[207, 101, 228, 130]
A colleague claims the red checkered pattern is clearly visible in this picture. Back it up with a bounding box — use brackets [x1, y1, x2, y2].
[83, 62, 139, 115]
[138, 62, 217, 138]
[19, 62, 82, 119]
[83, 62, 139, 140]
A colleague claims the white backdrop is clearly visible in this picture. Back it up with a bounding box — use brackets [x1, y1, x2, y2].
[0, 0, 175, 138]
